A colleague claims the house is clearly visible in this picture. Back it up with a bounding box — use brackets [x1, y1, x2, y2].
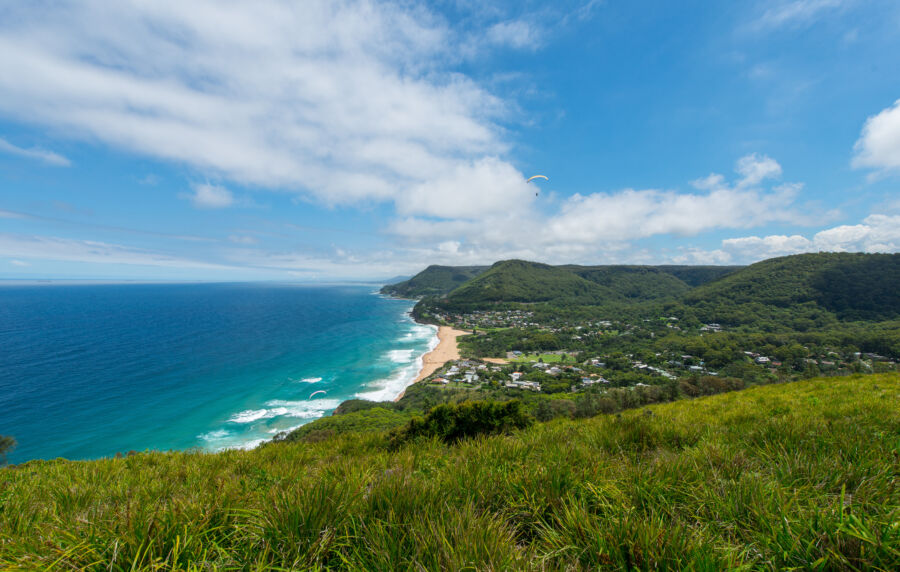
[505, 380, 541, 391]
[510, 372, 523, 381]
[755, 356, 770, 364]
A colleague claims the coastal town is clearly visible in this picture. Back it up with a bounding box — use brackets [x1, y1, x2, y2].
[408, 309, 899, 399]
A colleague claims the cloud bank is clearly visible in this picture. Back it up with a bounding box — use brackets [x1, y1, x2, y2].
[0, 0, 531, 215]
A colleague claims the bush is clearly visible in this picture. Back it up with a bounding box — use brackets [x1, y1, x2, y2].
[390, 400, 533, 448]
[0, 435, 15, 465]
[534, 399, 577, 421]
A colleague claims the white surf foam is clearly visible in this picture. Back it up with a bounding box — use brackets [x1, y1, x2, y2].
[198, 429, 230, 442]
[299, 377, 323, 383]
[358, 324, 438, 402]
[387, 348, 416, 363]
[228, 409, 270, 424]
[222, 438, 267, 451]
[264, 398, 341, 418]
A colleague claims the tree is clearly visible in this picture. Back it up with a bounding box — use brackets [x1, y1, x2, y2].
[0, 435, 16, 465]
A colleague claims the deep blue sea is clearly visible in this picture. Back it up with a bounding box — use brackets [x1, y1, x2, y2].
[0, 283, 435, 464]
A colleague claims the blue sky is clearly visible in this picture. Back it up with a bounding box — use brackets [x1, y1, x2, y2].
[1, 0, 899, 280]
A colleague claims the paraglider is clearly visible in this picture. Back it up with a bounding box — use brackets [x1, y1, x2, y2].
[309, 390, 327, 399]
[527, 174, 548, 196]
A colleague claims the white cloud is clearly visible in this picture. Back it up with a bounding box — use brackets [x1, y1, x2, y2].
[0, 233, 236, 270]
[812, 214, 900, 251]
[185, 183, 234, 209]
[754, 0, 848, 30]
[853, 99, 900, 176]
[670, 248, 732, 265]
[686, 214, 900, 264]
[722, 234, 813, 258]
[487, 20, 540, 50]
[539, 153, 800, 245]
[228, 234, 258, 245]
[0, 137, 70, 166]
[401, 157, 532, 219]
[0, 1, 523, 217]
[9, 259, 30, 267]
[735, 153, 782, 187]
[385, 153, 814, 268]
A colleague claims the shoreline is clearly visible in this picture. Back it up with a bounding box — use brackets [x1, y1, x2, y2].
[394, 325, 469, 402]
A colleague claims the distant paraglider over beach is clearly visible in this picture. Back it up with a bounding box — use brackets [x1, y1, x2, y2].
[527, 174, 548, 196]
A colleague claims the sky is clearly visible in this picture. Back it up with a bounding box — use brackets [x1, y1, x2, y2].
[0, 0, 899, 281]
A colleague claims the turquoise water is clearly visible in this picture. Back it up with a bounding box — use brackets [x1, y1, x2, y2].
[0, 283, 435, 464]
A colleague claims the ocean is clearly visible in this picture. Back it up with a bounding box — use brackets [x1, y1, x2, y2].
[0, 283, 435, 464]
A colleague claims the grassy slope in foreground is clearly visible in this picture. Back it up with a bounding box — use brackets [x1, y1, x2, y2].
[2, 374, 900, 570]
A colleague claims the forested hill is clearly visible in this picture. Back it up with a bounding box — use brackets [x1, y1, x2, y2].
[562, 265, 736, 300]
[380, 264, 488, 297]
[445, 260, 619, 305]
[684, 252, 900, 324]
[426, 260, 745, 308]
[383, 261, 740, 302]
[393, 252, 900, 328]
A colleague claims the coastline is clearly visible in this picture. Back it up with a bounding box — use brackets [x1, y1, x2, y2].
[394, 325, 469, 401]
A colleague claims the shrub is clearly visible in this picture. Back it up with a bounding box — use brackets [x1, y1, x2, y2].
[390, 400, 533, 447]
[0, 435, 15, 465]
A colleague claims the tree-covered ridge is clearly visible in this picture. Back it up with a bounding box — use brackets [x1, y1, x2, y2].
[684, 252, 900, 324]
[653, 264, 742, 287]
[563, 265, 694, 300]
[405, 253, 900, 329]
[379, 264, 488, 298]
[445, 260, 620, 305]
[383, 261, 743, 304]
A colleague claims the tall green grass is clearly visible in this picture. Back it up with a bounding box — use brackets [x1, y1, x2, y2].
[2, 374, 899, 570]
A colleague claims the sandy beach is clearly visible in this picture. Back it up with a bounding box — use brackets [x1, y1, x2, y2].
[394, 326, 469, 401]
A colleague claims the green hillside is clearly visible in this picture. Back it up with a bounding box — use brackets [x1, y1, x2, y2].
[445, 260, 619, 305]
[2, 374, 898, 569]
[386, 262, 742, 307]
[655, 264, 742, 287]
[380, 264, 488, 298]
[683, 252, 900, 325]
[564, 265, 694, 300]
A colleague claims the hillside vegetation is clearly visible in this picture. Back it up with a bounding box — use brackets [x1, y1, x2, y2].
[684, 252, 900, 326]
[564, 265, 693, 299]
[382, 261, 740, 304]
[438, 260, 742, 309]
[2, 374, 899, 570]
[446, 260, 618, 305]
[408, 253, 900, 330]
[379, 265, 488, 298]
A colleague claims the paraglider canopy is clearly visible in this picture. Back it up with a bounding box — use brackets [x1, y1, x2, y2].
[309, 390, 327, 399]
[526, 175, 548, 196]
